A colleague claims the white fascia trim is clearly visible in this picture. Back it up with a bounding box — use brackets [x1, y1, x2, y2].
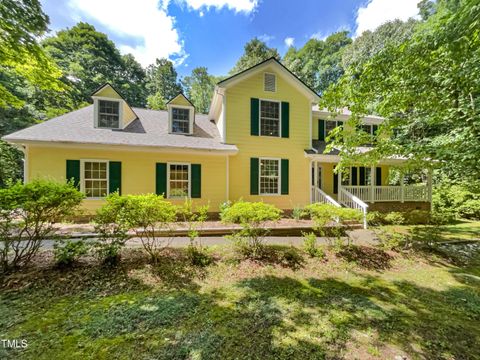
[6, 140, 239, 156]
[313, 110, 384, 124]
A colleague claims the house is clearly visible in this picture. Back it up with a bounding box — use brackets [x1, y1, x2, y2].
[2, 58, 432, 224]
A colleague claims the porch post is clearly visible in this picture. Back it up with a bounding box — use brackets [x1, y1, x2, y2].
[370, 165, 375, 203]
[309, 160, 313, 204]
[400, 169, 405, 203]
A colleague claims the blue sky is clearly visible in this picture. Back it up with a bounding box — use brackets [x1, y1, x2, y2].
[40, 0, 420, 77]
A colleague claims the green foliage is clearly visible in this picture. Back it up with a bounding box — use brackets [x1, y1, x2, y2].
[321, 0, 480, 180]
[283, 31, 352, 94]
[0, 180, 84, 272]
[146, 91, 166, 110]
[42, 22, 147, 107]
[145, 58, 182, 103]
[53, 239, 89, 267]
[93, 193, 130, 265]
[292, 206, 304, 221]
[183, 67, 217, 114]
[185, 245, 213, 267]
[366, 211, 384, 226]
[302, 232, 325, 259]
[123, 194, 177, 263]
[0, 141, 23, 188]
[221, 200, 282, 259]
[433, 181, 480, 221]
[374, 229, 409, 251]
[229, 38, 280, 75]
[384, 212, 405, 225]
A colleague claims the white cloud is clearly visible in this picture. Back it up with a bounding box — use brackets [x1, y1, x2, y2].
[284, 37, 295, 47]
[179, 0, 258, 13]
[68, 0, 185, 67]
[258, 34, 274, 44]
[355, 0, 420, 37]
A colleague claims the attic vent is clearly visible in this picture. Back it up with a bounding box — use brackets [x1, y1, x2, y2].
[264, 73, 276, 92]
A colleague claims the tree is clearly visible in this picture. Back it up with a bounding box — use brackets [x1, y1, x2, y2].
[145, 58, 182, 103]
[321, 0, 480, 181]
[42, 22, 147, 107]
[0, 0, 64, 108]
[342, 19, 418, 70]
[282, 32, 351, 94]
[229, 38, 280, 75]
[146, 92, 166, 110]
[183, 67, 217, 114]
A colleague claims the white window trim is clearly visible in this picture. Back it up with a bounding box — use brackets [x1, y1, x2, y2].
[167, 162, 191, 199]
[80, 159, 109, 200]
[93, 97, 124, 129]
[259, 157, 281, 196]
[168, 104, 194, 135]
[259, 98, 282, 138]
[361, 124, 374, 135]
[264, 72, 277, 92]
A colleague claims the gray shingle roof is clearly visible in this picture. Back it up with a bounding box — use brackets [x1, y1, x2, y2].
[3, 105, 238, 153]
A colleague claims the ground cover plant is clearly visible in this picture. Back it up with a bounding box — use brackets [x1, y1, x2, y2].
[0, 221, 479, 359]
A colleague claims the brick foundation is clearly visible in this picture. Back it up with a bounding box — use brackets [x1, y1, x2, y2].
[367, 202, 430, 213]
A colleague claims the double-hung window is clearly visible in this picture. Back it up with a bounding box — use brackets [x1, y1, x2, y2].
[98, 100, 120, 129]
[361, 124, 373, 135]
[260, 100, 280, 137]
[325, 120, 343, 140]
[171, 107, 190, 134]
[168, 163, 190, 198]
[260, 158, 280, 195]
[83, 160, 108, 198]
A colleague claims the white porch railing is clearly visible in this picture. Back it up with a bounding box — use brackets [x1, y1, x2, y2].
[311, 186, 341, 207]
[342, 184, 429, 203]
[339, 188, 368, 229]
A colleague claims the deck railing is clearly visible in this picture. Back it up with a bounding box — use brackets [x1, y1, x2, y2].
[342, 184, 428, 203]
[311, 186, 341, 207]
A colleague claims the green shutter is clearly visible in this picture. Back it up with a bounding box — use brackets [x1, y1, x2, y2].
[359, 167, 366, 186]
[281, 102, 289, 138]
[156, 163, 167, 196]
[250, 98, 259, 136]
[250, 158, 259, 195]
[351, 167, 358, 186]
[318, 120, 325, 141]
[376, 167, 382, 186]
[66, 160, 80, 189]
[191, 164, 201, 198]
[281, 159, 289, 195]
[333, 173, 338, 194]
[109, 161, 122, 194]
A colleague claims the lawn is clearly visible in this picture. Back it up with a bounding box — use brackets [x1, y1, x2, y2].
[1, 224, 479, 360]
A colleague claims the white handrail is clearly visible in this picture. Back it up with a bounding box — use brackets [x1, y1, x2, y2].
[339, 188, 368, 229]
[311, 186, 341, 207]
[342, 184, 428, 202]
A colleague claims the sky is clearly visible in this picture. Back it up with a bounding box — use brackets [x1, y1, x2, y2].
[40, 0, 421, 77]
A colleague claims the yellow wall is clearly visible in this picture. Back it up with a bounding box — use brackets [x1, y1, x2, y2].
[27, 146, 228, 213]
[169, 94, 192, 107]
[225, 65, 312, 209]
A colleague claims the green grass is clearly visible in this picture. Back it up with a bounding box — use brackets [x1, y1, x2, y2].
[1, 225, 480, 360]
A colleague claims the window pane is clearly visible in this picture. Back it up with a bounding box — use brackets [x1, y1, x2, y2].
[260, 101, 280, 137]
[260, 159, 279, 194]
[172, 108, 190, 134]
[362, 124, 372, 135]
[84, 161, 108, 198]
[325, 120, 337, 139]
[169, 164, 189, 198]
[98, 100, 119, 129]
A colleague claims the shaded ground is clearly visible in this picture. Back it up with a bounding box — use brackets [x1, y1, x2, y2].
[1, 225, 479, 359]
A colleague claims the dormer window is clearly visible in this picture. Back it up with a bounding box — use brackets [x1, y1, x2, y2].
[171, 107, 190, 134]
[166, 93, 195, 135]
[98, 100, 120, 129]
[264, 72, 276, 92]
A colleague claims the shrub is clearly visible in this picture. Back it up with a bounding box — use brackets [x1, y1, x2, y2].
[177, 199, 211, 266]
[384, 212, 405, 225]
[292, 206, 303, 221]
[0, 180, 84, 272]
[432, 181, 480, 221]
[53, 239, 89, 267]
[124, 194, 177, 263]
[457, 199, 480, 220]
[302, 232, 325, 258]
[366, 211, 384, 226]
[93, 193, 130, 265]
[304, 204, 362, 247]
[221, 200, 282, 259]
[403, 210, 431, 225]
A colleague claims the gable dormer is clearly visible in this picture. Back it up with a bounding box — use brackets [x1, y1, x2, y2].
[91, 83, 137, 130]
[166, 93, 195, 135]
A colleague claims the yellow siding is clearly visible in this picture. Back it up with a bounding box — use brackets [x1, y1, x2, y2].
[169, 94, 192, 107]
[225, 65, 312, 209]
[95, 86, 121, 99]
[27, 146, 227, 213]
[312, 117, 319, 140]
[123, 102, 137, 126]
